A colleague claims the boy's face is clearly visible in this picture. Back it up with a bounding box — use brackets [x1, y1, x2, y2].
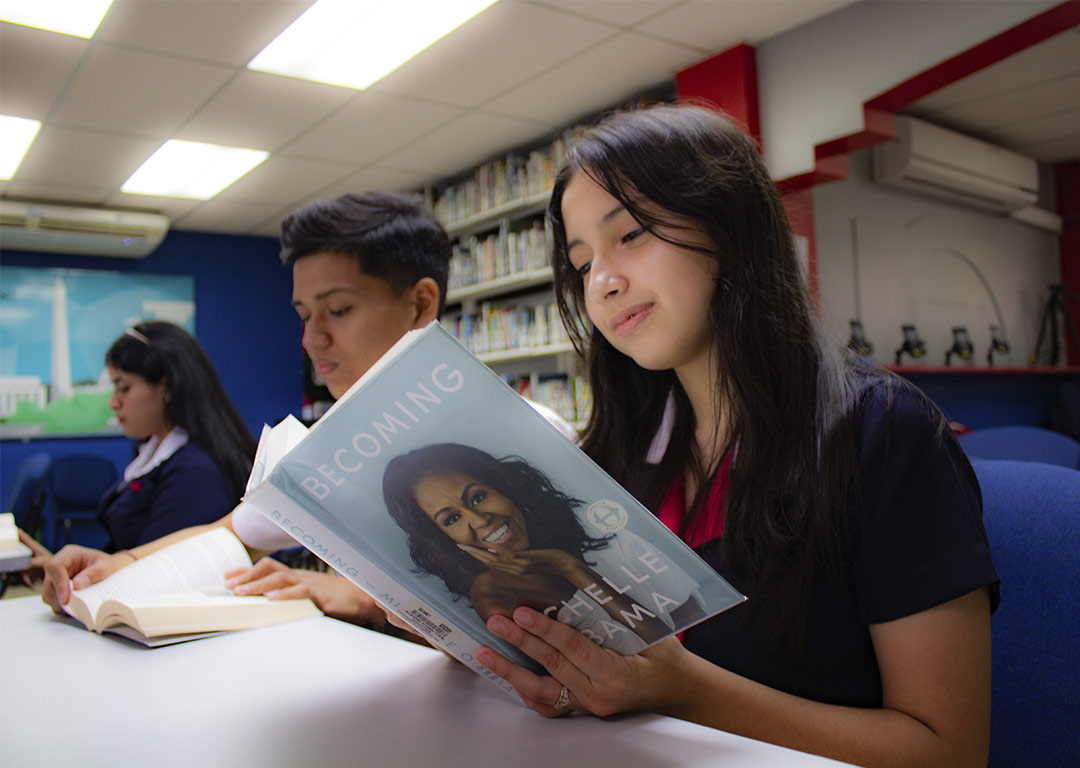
[291, 251, 422, 399]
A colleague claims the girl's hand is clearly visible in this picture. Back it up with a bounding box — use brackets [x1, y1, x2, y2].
[458, 546, 580, 579]
[475, 605, 690, 719]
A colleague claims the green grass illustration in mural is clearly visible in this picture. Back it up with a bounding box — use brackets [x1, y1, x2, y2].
[4, 392, 113, 434]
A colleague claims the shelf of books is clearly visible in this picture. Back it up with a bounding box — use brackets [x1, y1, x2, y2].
[434, 130, 589, 429]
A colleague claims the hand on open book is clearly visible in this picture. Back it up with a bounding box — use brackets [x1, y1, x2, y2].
[40, 546, 135, 613]
[225, 557, 386, 628]
[476, 605, 692, 720]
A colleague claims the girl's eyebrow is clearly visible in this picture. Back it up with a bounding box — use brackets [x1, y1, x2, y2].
[566, 203, 627, 252]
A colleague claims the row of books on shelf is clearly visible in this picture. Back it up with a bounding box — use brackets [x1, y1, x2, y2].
[448, 220, 550, 290]
[433, 129, 580, 226]
[441, 300, 570, 356]
[504, 371, 591, 426]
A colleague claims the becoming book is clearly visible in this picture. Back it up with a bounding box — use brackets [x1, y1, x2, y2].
[63, 527, 320, 646]
[245, 323, 744, 696]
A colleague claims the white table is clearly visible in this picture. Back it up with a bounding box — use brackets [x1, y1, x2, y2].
[0, 596, 850, 767]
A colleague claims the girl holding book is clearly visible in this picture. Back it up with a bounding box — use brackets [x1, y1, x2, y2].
[471, 104, 999, 768]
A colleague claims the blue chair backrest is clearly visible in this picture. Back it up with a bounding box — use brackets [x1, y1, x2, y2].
[3, 451, 52, 529]
[47, 454, 118, 510]
[959, 425, 1080, 469]
[970, 457, 1080, 767]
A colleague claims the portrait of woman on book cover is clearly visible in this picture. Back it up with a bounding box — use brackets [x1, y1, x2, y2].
[382, 442, 707, 654]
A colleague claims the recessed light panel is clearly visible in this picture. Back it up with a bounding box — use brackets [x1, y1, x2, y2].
[0, 115, 42, 180]
[248, 0, 499, 90]
[0, 0, 113, 38]
[121, 140, 269, 200]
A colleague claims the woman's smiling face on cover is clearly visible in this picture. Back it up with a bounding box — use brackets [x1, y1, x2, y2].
[413, 470, 530, 553]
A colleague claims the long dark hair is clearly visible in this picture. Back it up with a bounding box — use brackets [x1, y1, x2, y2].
[548, 104, 890, 653]
[383, 443, 610, 599]
[106, 321, 256, 502]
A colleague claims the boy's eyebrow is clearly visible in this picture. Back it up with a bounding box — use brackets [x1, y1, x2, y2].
[291, 286, 355, 307]
[566, 203, 627, 252]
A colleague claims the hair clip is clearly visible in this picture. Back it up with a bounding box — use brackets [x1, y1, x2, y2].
[125, 328, 151, 346]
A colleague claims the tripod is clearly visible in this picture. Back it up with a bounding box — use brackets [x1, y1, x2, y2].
[1030, 284, 1080, 366]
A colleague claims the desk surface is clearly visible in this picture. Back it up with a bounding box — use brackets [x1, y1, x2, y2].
[0, 596, 848, 768]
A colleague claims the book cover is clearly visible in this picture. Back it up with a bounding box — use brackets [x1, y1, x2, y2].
[245, 323, 744, 696]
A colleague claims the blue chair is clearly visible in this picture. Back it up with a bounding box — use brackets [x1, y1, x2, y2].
[45, 454, 118, 550]
[3, 451, 52, 539]
[959, 425, 1080, 469]
[970, 457, 1080, 768]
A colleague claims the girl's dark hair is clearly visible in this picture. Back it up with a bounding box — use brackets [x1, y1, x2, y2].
[279, 191, 451, 317]
[383, 443, 609, 599]
[106, 321, 256, 503]
[548, 104, 882, 654]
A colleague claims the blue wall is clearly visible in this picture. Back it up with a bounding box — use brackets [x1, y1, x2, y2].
[1, 229, 302, 506]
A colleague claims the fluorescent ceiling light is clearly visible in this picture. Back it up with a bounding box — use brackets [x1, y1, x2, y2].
[248, 0, 499, 90]
[121, 140, 269, 200]
[0, 0, 113, 38]
[0, 115, 41, 180]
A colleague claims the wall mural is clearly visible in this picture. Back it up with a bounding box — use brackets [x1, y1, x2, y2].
[0, 266, 194, 439]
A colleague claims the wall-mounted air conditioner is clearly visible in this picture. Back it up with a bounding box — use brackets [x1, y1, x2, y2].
[871, 115, 1039, 213]
[0, 201, 170, 258]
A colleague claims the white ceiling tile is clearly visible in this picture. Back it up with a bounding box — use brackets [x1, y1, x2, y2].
[96, 0, 313, 66]
[914, 72, 1080, 139]
[175, 70, 357, 151]
[367, 0, 617, 107]
[639, 0, 855, 51]
[280, 93, 463, 164]
[482, 31, 696, 125]
[13, 126, 159, 188]
[50, 45, 234, 136]
[529, 0, 679, 27]
[103, 191, 202, 220]
[213, 155, 355, 206]
[912, 27, 1080, 112]
[983, 107, 1080, 150]
[378, 112, 554, 179]
[1, 181, 111, 207]
[315, 165, 433, 197]
[0, 23, 88, 120]
[1012, 132, 1080, 164]
[172, 200, 284, 235]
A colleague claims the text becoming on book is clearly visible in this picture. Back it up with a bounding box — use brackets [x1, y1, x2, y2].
[299, 363, 464, 501]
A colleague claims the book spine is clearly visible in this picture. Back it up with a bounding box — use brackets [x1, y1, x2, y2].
[245, 482, 518, 700]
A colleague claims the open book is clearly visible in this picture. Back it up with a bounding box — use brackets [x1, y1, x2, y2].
[63, 527, 320, 646]
[245, 323, 745, 697]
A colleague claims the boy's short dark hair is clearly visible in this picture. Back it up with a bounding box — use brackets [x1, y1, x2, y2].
[280, 192, 450, 316]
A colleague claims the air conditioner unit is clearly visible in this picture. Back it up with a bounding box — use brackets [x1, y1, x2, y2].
[871, 116, 1039, 212]
[0, 201, 170, 258]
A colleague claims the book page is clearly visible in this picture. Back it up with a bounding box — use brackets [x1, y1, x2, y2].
[65, 527, 251, 629]
[247, 417, 308, 492]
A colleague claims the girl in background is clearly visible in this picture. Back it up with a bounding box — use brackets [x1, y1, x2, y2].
[98, 321, 255, 550]
[473, 104, 999, 768]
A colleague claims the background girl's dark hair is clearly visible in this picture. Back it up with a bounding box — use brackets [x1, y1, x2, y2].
[547, 104, 914, 654]
[383, 443, 610, 599]
[279, 191, 451, 317]
[106, 321, 256, 502]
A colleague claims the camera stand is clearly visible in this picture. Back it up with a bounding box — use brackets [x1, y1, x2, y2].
[1030, 284, 1080, 366]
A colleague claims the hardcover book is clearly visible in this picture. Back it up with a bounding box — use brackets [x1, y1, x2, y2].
[245, 323, 744, 696]
[62, 527, 320, 646]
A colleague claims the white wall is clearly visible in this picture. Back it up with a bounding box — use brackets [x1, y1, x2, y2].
[813, 148, 1061, 367]
[756, 0, 1058, 180]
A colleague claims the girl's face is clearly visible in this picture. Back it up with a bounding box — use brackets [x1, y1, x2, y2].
[413, 470, 530, 553]
[562, 172, 719, 377]
[107, 364, 171, 441]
